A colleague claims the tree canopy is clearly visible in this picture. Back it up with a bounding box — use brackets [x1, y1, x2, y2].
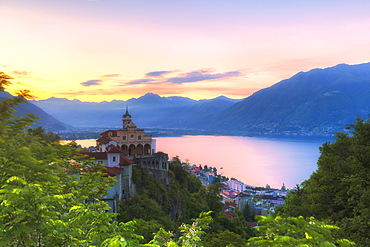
[277, 118, 370, 246]
[247, 215, 355, 247]
[0, 73, 136, 246]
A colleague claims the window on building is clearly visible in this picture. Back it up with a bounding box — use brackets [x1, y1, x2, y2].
[113, 156, 116, 162]
[138, 135, 142, 140]
[122, 136, 126, 140]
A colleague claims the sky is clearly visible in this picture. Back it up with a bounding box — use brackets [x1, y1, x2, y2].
[2, 0, 370, 102]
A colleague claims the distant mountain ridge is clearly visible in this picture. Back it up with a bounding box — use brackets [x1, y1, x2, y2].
[29, 62, 370, 136]
[208, 62, 370, 136]
[0, 91, 71, 131]
[31, 94, 241, 129]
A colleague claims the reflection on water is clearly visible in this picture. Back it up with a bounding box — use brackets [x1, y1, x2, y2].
[75, 135, 332, 189]
[155, 135, 331, 189]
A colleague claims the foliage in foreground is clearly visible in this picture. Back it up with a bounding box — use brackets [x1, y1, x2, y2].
[247, 215, 355, 247]
[277, 118, 370, 246]
[0, 72, 132, 245]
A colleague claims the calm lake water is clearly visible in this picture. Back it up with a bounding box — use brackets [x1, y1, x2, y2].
[75, 135, 332, 189]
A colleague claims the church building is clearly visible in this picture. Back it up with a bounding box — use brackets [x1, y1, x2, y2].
[97, 106, 156, 156]
[82, 107, 169, 212]
[96, 106, 169, 186]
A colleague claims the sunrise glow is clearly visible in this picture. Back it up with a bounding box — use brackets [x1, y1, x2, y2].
[2, 0, 370, 101]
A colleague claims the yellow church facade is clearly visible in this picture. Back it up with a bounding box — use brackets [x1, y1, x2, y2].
[97, 107, 156, 156]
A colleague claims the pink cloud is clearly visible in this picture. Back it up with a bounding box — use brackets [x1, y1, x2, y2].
[12, 70, 32, 77]
[103, 74, 120, 77]
[122, 69, 244, 86]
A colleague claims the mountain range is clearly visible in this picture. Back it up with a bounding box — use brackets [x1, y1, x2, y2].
[0, 91, 70, 131]
[6, 62, 370, 136]
[30, 94, 240, 129]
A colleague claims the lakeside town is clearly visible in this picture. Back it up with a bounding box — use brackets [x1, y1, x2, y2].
[184, 163, 288, 223]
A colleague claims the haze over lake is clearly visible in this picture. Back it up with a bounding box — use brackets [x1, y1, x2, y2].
[75, 135, 332, 189]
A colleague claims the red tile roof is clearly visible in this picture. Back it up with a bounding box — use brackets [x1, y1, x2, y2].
[100, 130, 118, 136]
[220, 183, 228, 188]
[97, 136, 112, 144]
[107, 145, 122, 153]
[103, 166, 124, 176]
[224, 211, 234, 219]
[120, 156, 134, 165]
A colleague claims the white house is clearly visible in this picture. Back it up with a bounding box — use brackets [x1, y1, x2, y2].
[81, 145, 134, 212]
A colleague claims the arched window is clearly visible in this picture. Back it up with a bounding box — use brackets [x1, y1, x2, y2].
[136, 144, 143, 155]
[129, 144, 135, 156]
[121, 145, 128, 155]
[144, 144, 151, 155]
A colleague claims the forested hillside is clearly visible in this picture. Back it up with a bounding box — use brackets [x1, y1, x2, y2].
[277, 118, 370, 246]
[117, 157, 253, 246]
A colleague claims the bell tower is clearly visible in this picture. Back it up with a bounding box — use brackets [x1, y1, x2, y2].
[122, 106, 132, 129]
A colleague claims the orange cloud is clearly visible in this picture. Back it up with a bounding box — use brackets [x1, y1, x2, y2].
[12, 70, 32, 78]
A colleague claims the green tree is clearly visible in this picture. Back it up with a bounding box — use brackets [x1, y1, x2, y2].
[132, 219, 164, 244]
[203, 230, 246, 247]
[0, 72, 140, 246]
[280, 183, 286, 191]
[242, 202, 254, 222]
[277, 118, 370, 246]
[247, 215, 355, 247]
[149, 211, 213, 247]
[202, 183, 223, 213]
[118, 193, 174, 230]
[27, 126, 61, 143]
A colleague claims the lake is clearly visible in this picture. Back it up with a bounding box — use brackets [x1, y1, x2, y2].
[74, 135, 333, 189]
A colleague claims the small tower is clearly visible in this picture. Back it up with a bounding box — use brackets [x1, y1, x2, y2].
[122, 106, 132, 129]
